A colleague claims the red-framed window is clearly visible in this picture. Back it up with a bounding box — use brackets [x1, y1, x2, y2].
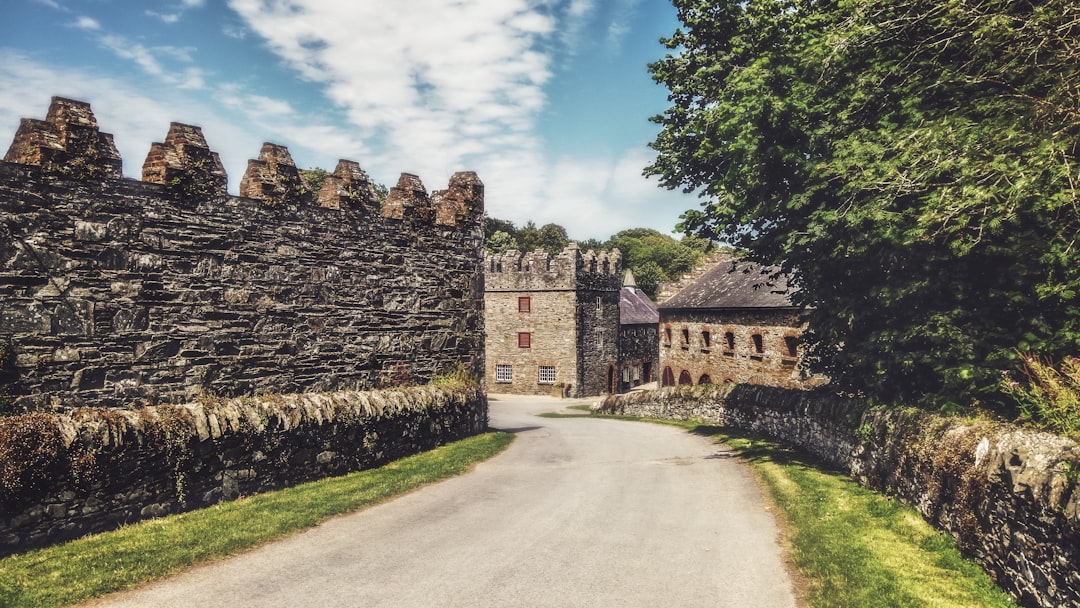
[518, 332, 532, 348]
[518, 296, 531, 312]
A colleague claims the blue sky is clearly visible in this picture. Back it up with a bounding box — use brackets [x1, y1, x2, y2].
[0, 0, 700, 241]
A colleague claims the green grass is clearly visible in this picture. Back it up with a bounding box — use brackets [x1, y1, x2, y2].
[588, 413, 1016, 608]
[0, 432, 513, 608]
[535, 403, 593, 418]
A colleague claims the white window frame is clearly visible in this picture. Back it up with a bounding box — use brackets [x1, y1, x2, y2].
[538, 365, 556, 384]
[495, 364, 513, 383]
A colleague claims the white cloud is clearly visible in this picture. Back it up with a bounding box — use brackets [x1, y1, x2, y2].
[147, 11, 181, 24]
[34, 0, 64, 10]
[73, 16, 100, 31]
[227, 0, 554, 183]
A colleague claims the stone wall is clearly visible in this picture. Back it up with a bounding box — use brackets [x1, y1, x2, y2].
[0, 384, 487, 555]
[0, 98, 485, 410]
[484, 244, 621, 397]
[597, 386, 1080, 608]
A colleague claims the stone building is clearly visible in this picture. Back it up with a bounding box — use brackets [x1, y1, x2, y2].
[484, 244, 622, 397]
[656, 253, 818, 389]
[616, 270, 659, 392]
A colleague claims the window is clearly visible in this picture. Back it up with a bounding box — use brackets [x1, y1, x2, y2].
[751, 333, 764, 361]
[596, 296, 602, 311]
[518, 332, 531, 348]
[724, 331, 735, 350]
[664, 328, 672, 347]
[681, 328, 690, 350]
[783, 336, 798, 358]
[662, 367, 675, 387]
[518, 296, 531, 313]
[701, 330, 711, 351]
[678, 370, 693, 385]
[538, 365, 555, 384]
[495, 364, 513, 383]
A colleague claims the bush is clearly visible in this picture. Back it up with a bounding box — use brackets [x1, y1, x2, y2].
[1001, 353, 1080, 440]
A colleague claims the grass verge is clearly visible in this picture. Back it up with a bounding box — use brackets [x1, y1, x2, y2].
[589, 413, 1016, 607]
[0, 432, 513, 608]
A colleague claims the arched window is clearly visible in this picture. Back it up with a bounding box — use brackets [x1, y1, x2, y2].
[678, 370, 693, 385]
[698, 374, 712, 385]
[662, 367, 675, 387]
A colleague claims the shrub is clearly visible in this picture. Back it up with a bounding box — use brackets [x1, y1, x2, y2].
[1001, 353, 1080, 440]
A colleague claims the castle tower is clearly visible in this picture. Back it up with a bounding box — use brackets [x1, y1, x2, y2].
[484, 243, 622, 397]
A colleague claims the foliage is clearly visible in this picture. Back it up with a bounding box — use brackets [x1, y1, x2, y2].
[486, 230, 517, 254]
[0, 432, 514, 608]
[605, 228, 711, 296]
[0, 413, 64, 501]
[482, 217, 569, 255]
[302, 167, 388, 203]
[1001, 353, 1080, 440]
[648, 0, 1080, 410]
[300, 167, 331, 194]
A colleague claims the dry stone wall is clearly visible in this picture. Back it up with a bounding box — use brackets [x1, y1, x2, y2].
[0, 384, 487, 555]
[0, 97, 485, 410]
[597, 386, 1080, 608]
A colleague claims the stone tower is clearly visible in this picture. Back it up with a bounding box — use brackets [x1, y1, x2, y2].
[484, 244, 622, 397]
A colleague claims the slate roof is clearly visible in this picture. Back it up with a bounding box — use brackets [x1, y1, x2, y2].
[620, 286, 660, 325]
[659, 258, 795, 310]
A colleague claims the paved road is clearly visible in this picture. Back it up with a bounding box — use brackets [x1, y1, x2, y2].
[87, 395, 798, 608]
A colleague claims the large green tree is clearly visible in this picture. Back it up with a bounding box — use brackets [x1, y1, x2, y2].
[648, 0, 1080, 410]
[605, 228, 710, 296]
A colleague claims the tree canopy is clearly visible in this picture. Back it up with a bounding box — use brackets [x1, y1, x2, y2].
[648, 0, 1080, 411]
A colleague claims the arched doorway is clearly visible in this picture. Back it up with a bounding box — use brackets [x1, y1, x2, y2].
[678, 370, 693, 385]
[662, 366, 675, 387]
[698, 374, 712, 385]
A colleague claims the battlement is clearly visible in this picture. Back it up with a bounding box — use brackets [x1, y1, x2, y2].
[3, 97, 483, 226]
[0, 97, 487, 410]
[3, 96, 122, 180]
[485, 243, 622, 291]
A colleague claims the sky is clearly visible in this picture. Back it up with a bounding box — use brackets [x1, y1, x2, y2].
[0, 0, 703, 242]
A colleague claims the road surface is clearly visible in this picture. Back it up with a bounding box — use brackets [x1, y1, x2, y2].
[87, 395, 798, 607]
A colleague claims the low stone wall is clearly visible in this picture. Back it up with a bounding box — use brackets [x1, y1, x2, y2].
[0, 384, 487, 555]
[597, 385, 1080, 608]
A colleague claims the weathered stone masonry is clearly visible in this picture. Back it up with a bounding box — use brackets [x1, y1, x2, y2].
[599, 386, 1080, 608]
[0, 97, 486, 410]
[484, 245, 621, 397]
[0, 385, 487, 555]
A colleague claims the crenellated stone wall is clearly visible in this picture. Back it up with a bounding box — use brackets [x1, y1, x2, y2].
[0, 97, 486, 411]
[597, 386, 1080, 608]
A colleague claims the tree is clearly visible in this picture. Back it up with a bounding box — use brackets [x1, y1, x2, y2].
[300, 168, 331, 194]
[648, 0, 1080, 411]
[537, 223, 570, 254]
[486, 230, 517, 254]
[604, 228, 709, 298]
[519, 221, 542, 252]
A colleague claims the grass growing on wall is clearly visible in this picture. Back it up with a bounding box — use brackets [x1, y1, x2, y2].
[0, 431, 513, 608]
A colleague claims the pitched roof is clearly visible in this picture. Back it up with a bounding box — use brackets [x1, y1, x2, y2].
[620, 285, 659, 325]
[658, 257, 795, 310]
